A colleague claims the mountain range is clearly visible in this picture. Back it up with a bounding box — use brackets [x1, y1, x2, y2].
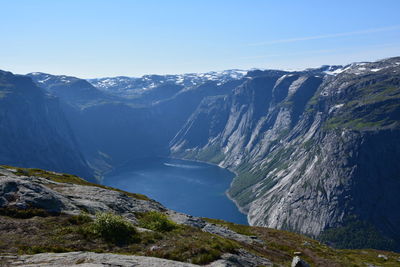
[1, 57, 399, 251]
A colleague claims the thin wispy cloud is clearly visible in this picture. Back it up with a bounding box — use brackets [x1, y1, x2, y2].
[239, 49, 337, 60]
[248, 25, 400, 46]
[241, 42, 400, 61]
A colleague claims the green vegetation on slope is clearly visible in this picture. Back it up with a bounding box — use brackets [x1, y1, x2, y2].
[228, 145, 296, 208]
[1, 165, 400, 266]
[324, 78, 400, 131]
[137, 211, 178, 232]
[5, 210, 398, 266]
[0, 212, 238, 265]
[178, 144, 226, 164]
[190, 217, 400, 266]
[319, 216, 398, 251]
[0, 208, 52, 218]
[90, 212, 139, 245]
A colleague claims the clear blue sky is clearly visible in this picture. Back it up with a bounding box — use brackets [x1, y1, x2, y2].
[1, 0, 400, 78]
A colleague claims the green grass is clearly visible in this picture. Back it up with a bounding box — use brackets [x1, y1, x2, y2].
[324, 117, 392, 131]
[1, 210, 400, 266]
[2, 164, 400, 265]
[0, 208, 54, 219]
[324, 78, 400, 131]
[179, 144, 225, 164]
[137, 211, 178, 232]
[229, 170, 270, 208]
[67, 213, 93, 225]
[0, 165, 150, 201]
[319, 216, 398, 251]
[140, 225, 239, 264]
[305, 93, 320, 112]
[196, 145, 225, 164]
[251, 226, 400, 267]
[0, 212, 239, 265]
[88, 212, 139, 245]
[228, 146, 296, 208]
[18, 245, 73, 254]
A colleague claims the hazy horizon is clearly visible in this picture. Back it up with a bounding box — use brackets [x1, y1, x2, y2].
[1, 0, 400, 78]
[20, 54, 397, 80]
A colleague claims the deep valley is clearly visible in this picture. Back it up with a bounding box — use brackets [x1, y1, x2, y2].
[1, 57, 400, 264]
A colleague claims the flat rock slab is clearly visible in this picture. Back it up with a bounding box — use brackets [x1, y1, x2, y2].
[1, 251, 273, 267]
[0, 170, 164, 223]
[167, 210, 263, 245]
[1, 252, 198, 266]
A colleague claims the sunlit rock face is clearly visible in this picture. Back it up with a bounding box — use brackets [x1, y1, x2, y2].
[170, 57, 400, 250]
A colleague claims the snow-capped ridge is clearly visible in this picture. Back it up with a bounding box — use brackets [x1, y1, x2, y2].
[87, 69, 249, 97]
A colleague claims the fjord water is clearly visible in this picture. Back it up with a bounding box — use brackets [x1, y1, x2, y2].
[103, 158, 248, 225]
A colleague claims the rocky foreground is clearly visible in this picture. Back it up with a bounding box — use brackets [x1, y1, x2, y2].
[0, 166, 399, 266]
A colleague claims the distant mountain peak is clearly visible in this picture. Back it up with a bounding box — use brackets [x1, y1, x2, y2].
[87, 69, 249, 97]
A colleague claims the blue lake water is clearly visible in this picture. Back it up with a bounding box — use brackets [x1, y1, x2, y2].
[102, 158, 248, 225]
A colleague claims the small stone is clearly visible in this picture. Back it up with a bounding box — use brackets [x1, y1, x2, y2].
[377, 254, 388, 261]
[150, 245, 160, 251]
[291, 256, 310, 267]
[15, 202, 28, 209]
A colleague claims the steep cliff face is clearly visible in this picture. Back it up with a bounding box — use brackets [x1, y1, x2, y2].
[29, 72, 245, 173]
[0, 71, 93, 179]
[9, 58, 400, 250]
[170, 57, 400, 250]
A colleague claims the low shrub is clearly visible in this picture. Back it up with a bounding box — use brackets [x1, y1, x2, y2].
[138, 211, 177, 232]
[89, 212, 138, 245]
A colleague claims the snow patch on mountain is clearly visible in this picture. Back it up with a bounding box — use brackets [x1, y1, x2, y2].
[87, 70, 248, 97]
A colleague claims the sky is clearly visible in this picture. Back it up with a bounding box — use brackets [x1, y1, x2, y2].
[1, 0, 400, 78]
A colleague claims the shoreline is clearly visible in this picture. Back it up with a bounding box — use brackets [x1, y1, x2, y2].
[99, 154, 249, 225]
[168, 155, 250, 222]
